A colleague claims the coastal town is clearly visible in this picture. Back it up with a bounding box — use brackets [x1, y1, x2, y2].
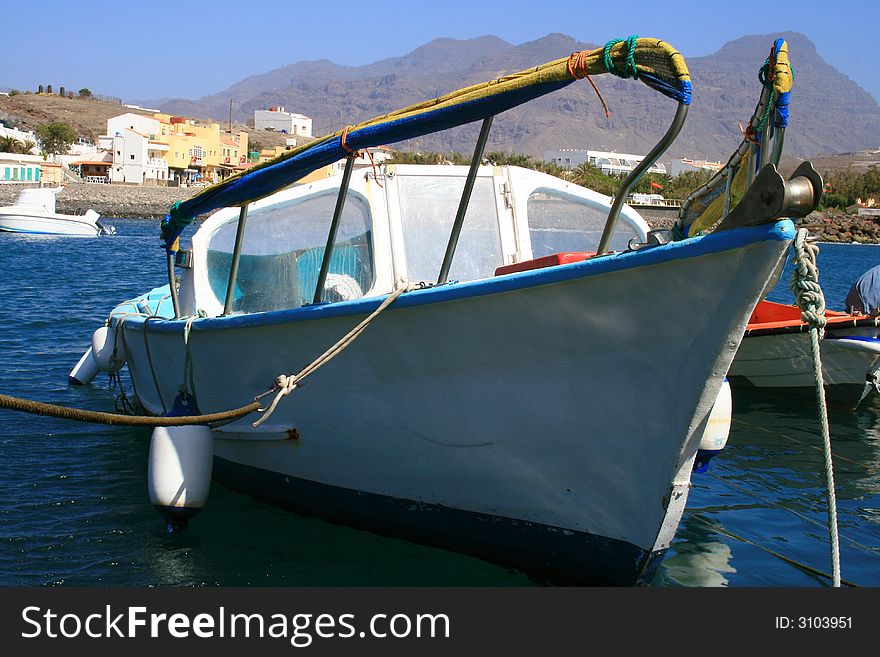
[0, 89, 396, 217]
[1, 86, 878, 241]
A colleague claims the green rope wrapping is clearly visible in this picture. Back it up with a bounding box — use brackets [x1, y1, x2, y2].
[160, 200, 192, 251]
[754, 58, 777, 133]
[603, 35, 639, 79]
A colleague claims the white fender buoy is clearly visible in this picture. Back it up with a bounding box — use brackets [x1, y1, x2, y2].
[694, 379, 732, 473]
[68, 346, 100, 386]
[148, 425, 213, 531]
[91, 325, 126, 372]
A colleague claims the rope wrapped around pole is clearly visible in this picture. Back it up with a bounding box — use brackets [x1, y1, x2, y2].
[789, 228, 841, 587]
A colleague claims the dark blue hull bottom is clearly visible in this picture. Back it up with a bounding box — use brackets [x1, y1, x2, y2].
[213, 456, 665, 586]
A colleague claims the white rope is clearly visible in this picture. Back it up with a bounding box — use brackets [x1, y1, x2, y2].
[181, 315, 197, 400]
[789, 228, 841, 587]
[253, 283, 418, 427]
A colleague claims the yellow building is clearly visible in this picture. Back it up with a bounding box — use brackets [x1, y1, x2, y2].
[153, 114, 248, 185]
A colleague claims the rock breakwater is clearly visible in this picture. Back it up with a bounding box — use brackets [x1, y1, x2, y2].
[0, 182, 200, 219]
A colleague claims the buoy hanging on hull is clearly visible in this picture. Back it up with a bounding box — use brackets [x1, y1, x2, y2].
[68, 346, 100, 386]
[91, 325, 126, 372]
[148, 425, 213, 531]
[693, 378, 732, 473]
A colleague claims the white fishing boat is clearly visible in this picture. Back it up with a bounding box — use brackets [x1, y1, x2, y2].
[728, 300, 880, 406]
[71, 37, 822, 584]
[0, 187, 114, 236]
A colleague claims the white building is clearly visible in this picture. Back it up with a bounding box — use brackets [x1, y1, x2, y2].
[544, 149, 667, 176]
[0, 121, 39, 154]
[669, 158, 723, 177]
[109, 129, 169, 184]
[106, 113, 161, 139]
[0, 153, 43, 183]
[254, 107, 312, 136]
[102, 114, 168, 184]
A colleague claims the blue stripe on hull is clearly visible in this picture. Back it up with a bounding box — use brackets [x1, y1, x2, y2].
[213, 455, 665, 586]
[136, 219, 795, 334]
[0, 226, 68, 235]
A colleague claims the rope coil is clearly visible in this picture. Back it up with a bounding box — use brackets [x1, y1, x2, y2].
[566, 51, 611, 118]
[340, 125, 383, 187]
[603, 35, 639, 79]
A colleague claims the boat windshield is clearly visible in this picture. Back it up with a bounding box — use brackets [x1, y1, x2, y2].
[205, 191, 374, 313]
[528, 189, 637, 255]
[397, 174, 503, 283]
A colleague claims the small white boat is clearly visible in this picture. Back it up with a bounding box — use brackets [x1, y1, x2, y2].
[728, 300, 880, 406]
[0, 187, 114, 236]
[72, 37, 821, 584]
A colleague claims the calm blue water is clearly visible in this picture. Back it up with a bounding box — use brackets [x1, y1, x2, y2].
[0, 220, 878, 586]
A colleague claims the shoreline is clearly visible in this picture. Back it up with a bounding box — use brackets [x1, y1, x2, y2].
[1, 183, 877, 243]
[0, 181, 199, 219]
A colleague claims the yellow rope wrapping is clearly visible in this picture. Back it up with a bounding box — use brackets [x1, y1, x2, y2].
[677, 40, 791, 237]
[772, 40, 793, 96]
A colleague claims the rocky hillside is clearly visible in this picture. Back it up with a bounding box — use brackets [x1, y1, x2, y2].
[151, 32, 880, 162]
[0, 94, 291, 150]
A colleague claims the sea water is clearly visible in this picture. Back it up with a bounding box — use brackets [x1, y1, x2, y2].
[0, 220, 877, 586]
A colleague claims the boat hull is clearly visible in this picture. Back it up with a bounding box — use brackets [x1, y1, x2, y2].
[729, 328, 880, 406]
[113, 222, 794, 584]
[0, 210, 103, 236]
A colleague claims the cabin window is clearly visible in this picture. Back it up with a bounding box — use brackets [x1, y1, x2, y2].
[527, 189, 637, 255]
[205, 191, 374, 313]
[397, 175, 502, 282]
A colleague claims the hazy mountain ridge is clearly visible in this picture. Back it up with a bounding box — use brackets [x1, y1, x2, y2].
[151, 32, 880, 161]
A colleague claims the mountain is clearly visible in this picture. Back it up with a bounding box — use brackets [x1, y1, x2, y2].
[149, 32, 880, 162]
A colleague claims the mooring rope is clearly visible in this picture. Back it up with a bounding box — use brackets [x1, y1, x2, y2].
[789, 228, 841, 587]
[0, 283, 417, 429]
[254, 282, 418, 427]
[0, 393, 260, 426]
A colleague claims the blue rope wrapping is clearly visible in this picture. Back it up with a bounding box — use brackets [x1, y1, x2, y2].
[601, 35, 691, 104]
[775, 90, 790, 128]
[641, 75, 691, 105]
[602, 35, 639, 79]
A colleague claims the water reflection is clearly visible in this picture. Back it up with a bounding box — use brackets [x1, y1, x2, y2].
[661, 387, 880, 587]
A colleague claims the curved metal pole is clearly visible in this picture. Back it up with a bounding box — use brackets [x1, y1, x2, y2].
[438, 117, 494, 284]
[167, 253, 180, 319]
[222, 204, 250, 315]
[721, 168, 733, 220]
[770, 127, 786, 167]
[597, 103, 688, 254]
[314, 155, 356, 304]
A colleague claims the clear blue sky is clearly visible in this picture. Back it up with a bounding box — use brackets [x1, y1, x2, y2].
[3, 0, 877, 103]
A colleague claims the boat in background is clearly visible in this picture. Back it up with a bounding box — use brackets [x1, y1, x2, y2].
[69, 37, 821, 584]
[0, 187, 114, 236]
[728, 299, 880, 406]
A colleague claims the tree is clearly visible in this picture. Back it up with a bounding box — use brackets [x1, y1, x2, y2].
[0, 136, 20, 153]
[35, 121, 77, 156]
[78, 88, 92, 98]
